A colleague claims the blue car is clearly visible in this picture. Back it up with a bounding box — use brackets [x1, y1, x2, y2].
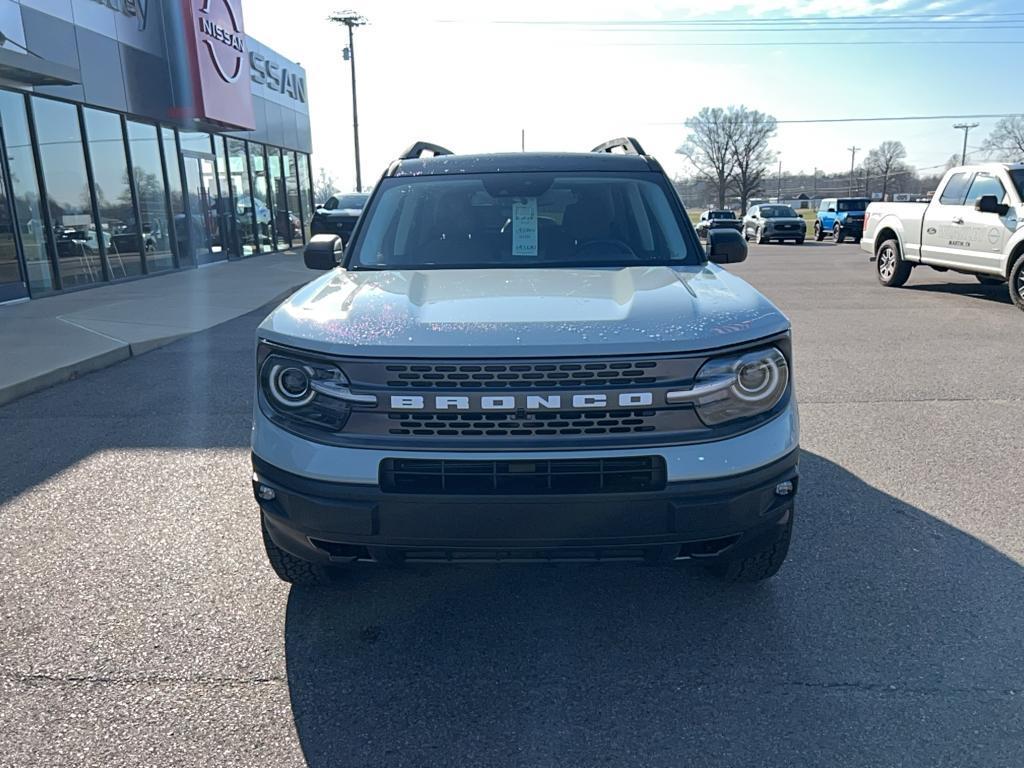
[815, 198, 869, 243]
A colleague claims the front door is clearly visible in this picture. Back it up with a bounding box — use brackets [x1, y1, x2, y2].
[182, 154, 223, 266]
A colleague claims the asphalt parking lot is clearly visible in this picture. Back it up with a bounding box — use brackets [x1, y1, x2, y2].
[1, 241, 1022, 767]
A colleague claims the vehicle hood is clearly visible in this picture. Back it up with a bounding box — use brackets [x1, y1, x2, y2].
[259, 265, 790, 358]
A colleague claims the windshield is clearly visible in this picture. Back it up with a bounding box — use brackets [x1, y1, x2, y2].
[347, 172, 695, 269]
[709, 211, 735, 219]
[1009, 169, 1024, 200]
[329, 194, 368, 210]
[759, 206, 797, 218]
[837, 199, 869, 212]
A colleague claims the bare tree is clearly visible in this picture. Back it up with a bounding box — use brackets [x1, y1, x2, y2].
[313, 167, 337, 205]
[728, 108, 777, 214]
[983, 116, 1024, 162]
[945, 154, 962, 171]
[864, 141, 908, 200]
[678, 107, 737, 209]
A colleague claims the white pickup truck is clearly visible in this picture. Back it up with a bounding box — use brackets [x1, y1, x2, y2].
[861, 162, 1024, 311]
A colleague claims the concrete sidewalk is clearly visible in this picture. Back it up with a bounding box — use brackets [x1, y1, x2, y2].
[0, 251, 313, 406]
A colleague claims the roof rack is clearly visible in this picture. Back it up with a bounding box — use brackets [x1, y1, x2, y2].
[399, 141, 454, 160]
[591, 137, 647, 156]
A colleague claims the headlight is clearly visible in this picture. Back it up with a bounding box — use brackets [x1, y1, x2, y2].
[258, 345, 375, 433]
[687, 347, 789, 426]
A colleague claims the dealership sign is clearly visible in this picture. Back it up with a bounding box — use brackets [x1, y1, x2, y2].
[180, 0, 255, 129]
[249, 52, 306, 104]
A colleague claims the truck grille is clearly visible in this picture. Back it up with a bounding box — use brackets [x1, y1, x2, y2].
[386, 409, 658, 437]
[385, 361, 659, 389]
[380, 456, 666, 494]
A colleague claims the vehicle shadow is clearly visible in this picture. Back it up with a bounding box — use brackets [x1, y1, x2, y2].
[903, 279, 1014, 306]
[283, 451, 1024, 768]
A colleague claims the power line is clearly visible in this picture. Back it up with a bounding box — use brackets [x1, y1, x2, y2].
[442, 11, 1024, 25]
[646, 113, 1024, 126]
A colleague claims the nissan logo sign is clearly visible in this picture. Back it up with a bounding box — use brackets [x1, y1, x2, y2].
[198, 0, 245, 84]
[249, 52, 307, 104]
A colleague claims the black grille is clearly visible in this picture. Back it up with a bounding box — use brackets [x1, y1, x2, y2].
[384, 361, 659, 389]
[380, 456, 666, 495]
[387, 409, 659, 437]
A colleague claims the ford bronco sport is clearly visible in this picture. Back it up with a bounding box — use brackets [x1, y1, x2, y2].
[251, 138, 800, 584]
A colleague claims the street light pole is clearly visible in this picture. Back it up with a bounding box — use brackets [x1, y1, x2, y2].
[777, 158, 782, 202]
[330, 11, 366, 192]
[953, 122, 979, 164]
[847, 146, 860, 196]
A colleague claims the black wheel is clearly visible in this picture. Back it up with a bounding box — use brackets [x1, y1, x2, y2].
[706, 507, 793, 583]
[833, 224, 845, 243]
[743, 227, 751, 242]
[814, 222, 824, 241]
[975, 275, 1004, 286]
[756, 227, 767, 245]
[796, 238, 805, 245]
[854, 237, 861, 244]
[1010, 252, 1024, 312]
[261, 518, 337, 585]
[876, 238, 912, 287]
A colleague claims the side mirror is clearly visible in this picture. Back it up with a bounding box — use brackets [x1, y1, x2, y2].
[304, 234, 343, 270]
[707, 228, 747, 264]
[315, 203, 324, 210]
[827, 207, 836, 213]
[975, 195, 1010, 216]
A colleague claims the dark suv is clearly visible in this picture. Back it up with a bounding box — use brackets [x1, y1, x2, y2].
[309, 192, 369, 244]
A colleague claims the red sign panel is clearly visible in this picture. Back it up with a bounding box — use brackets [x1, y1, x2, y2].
[179, 0, 255, 130]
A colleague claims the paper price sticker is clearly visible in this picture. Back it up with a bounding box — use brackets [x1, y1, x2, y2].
[512, 198, 538, 256]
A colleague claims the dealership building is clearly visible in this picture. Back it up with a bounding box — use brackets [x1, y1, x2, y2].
[0, 0, 313, 302]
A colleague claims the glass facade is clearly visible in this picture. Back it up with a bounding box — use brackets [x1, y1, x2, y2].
[0, 90, 311, 300]
[0, 91, 52, 294]
[126, 120, 174, 273]
[32, 97, 102, 288]
[83, 108, 142, 279]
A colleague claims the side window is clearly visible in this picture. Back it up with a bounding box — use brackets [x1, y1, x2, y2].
[324, 196, 338, 210]
[964, 174, 1007, 206]
[939, 173, 971, 205]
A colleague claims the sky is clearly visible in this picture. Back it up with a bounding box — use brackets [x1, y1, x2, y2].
[241, 0, 1022, 192]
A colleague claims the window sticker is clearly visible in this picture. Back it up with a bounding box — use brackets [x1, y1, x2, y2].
[512, 198, 538, 256]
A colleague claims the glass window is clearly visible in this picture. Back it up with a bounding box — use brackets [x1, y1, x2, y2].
[213, 136, 233, 257]
[126, 121, 174, 273]
[283, 151, 302, 246]
[226, 138, 257, 256]
[268, 146, 290, 248]
[178, 131, 212, 155]
[836, 199, 869, 212]
[1010, 169, 1024, 200]
[32, 97, 103, 288]
[0, 155, 22, 290]
[964, 174, 1007, 206]
[939, 173, 971, 205]
[83, 109, 142, 279]
[0, 90, 53, 294]
[248, 143, 273, 251]
[349, 173, 694, 270]
[161, 127, 191, 268]
[759, 206, 797, 218]
[298, 153, 312, 240]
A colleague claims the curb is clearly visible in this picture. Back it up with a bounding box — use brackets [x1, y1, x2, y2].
[0, 283, 304, 409]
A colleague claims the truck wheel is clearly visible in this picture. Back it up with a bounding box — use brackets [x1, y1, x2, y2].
[706, 507, 793, 583]
[814, 222, 824, 241]
[876, 238, 912, 287]
[833, 224, 845, 243]
[756, 228, 768, 244]
[261, 519, 336, 585]
[975, 275, 1004, 286]
[1010, 252, 1024, 311]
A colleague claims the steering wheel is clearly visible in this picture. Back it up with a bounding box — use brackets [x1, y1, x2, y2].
[573, 239, 637, 260]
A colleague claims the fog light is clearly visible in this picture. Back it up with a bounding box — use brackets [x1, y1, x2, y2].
[257, 484, 276, 501]
[775, 480, 794, 497]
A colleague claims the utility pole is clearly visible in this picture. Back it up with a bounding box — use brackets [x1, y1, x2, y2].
[330, 11, 366, 192]
[953, 122, 979, 164]
[777, 158, 782, 202]
[521, 129, 525, 152]
[812, 167, 818, 197]
[847, 146, 860, 196]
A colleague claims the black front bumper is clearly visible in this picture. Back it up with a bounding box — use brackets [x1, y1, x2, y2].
[252, 450, 799, 564]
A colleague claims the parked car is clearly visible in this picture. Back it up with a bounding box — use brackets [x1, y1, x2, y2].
[815, 198, 868, 242]
[861, 162, 1024, 312]
[743, 204, 806, 244]
[310, 192, 370, 243]
[251, 137, 799, 586]
[694, 209, 742, 239]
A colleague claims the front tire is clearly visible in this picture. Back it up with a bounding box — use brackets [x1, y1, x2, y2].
[1010, 252, 1024, 312]
[814, 222, 824, 241]
[262, 519, 337, 585]
[834, 224, 845, 243]
[796, 238, 805, 245]
[756, 228, 768, 245]
[876, 238, 912, 287]
[706, 507, 793, 583]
